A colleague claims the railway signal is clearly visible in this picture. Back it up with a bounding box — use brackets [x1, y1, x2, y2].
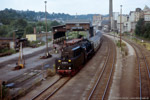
[14, 42, 25, 70]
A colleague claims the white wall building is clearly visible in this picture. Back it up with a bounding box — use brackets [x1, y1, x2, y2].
[115, 7, 144, 33]
[93, 14, 102, 30]
[112, 5, 150, 34]
[117, 15, 129, 33]
[129, 11, 136, 32]
[113, 12, 119, 20]
[113, 12, 119, 31]
[128, 8, 143, 32]
[144, 11, 150, 22]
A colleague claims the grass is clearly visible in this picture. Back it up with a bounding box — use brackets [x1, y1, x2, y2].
[0, 48, 16, 56]
[116, 40, 126, 48]
[29, 40, 45, 47]
[123, 34, 150, 51]
[0, 48, 16, 53]
[116, 40, 128, 56]
[125, 34, 150, 51]
[134, 39, 150, 51]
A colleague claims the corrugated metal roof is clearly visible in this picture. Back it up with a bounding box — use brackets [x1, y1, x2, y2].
[65, 19, 91, 24]
[52, 25, 66, 28]
[0, 37, 14, 40]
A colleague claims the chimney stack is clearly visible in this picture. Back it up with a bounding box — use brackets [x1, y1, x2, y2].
[109, 0, 113, 31]
[34, 27, 36, 34]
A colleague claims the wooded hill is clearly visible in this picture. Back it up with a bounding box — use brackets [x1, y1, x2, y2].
[0, 8, 98, 25]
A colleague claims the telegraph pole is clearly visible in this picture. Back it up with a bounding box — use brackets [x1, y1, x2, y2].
[45, 1, 48, 56]
[120, 5, 122, 48]
[0, 80, 2, 100]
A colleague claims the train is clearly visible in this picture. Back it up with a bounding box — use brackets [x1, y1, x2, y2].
[55, 31, 103, 76]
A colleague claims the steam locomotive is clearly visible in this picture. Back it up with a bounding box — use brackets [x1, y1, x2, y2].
[55, 31, 102, 76]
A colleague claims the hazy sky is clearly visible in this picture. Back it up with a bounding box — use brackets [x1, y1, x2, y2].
[0, 0, 149, 15]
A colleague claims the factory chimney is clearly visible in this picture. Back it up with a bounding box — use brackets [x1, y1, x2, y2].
[109, 0, 113, 31]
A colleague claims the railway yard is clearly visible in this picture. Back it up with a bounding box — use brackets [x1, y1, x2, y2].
[0, 32, 150, 100]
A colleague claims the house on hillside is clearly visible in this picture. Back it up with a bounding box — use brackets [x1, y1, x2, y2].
[143, 5, 150, 22]
[26, 33, 51, 42]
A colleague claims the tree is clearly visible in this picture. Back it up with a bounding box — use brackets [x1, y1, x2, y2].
[51, 21, 60, 27]
[144, 23, 150, 39]
[135, 18, 145, 36]
[0, 25, 9, 36]
[37, 21, 44, 26]
[12, 19, 27, 29]
[25, 25, 34, 34]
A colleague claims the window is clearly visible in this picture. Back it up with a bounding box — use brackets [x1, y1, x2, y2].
[73, 48, 81, 57]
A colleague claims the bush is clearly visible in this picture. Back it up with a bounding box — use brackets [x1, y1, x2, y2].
[0, 48, 16, 54]
[46, 68, 56, 77]
[116, 40, 126, 47]
[0, 85, 9, 99]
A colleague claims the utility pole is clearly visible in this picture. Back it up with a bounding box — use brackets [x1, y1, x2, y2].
[0, 80, 2, 100]
[45, 1, 48, 56]
[120, 5, 122, 48]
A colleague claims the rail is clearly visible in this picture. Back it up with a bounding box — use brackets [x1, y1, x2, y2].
[122, 38, 150, 100]
[31, 77, 62, 100]
[31, 77, 70, 100]
[88, 37, 116, 100]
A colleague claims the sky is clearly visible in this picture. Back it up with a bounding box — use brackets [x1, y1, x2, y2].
[0, 0, 149, 15]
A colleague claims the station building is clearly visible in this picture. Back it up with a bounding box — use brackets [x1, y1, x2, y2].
[26, 32, 51, 42]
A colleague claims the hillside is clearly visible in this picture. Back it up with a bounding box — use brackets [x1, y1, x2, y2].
[0, 8, 102, 25]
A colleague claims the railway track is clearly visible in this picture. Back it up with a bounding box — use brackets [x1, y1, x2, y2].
[7, 58, 57, 99]
[7, 67, 43, 87]
[123, 38, 150, 99]
[88, 36, 116, 100]
[13, 71, 42, 88]
[6, 51, 58, 88]
[31, 77, 71, 100]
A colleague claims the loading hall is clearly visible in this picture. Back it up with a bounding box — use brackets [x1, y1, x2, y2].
[52, 20, 94, 43]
